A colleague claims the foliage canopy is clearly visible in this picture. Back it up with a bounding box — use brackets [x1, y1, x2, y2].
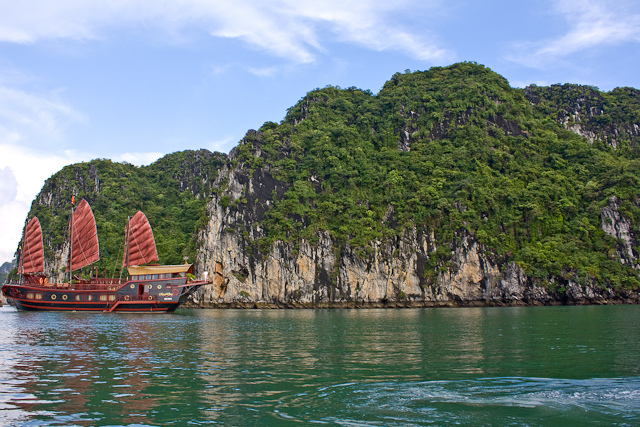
[20, 62, 640, 291]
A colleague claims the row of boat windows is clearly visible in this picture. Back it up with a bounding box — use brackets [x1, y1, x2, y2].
[130, 273, 184, 281]
[26, 293, 116, 302]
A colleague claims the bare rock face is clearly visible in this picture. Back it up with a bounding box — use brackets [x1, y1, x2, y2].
[50, 246, 70, 283]
[601, 196, 638, 268]
[191, 151, 603, 308]
[435, 233, 499, 301]
[193, 196, 572, 307]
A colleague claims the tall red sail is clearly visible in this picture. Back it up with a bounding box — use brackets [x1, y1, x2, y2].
[20, 217, 44, 274]
[68, 199, 100, 271]
[123, 211, 159, 267]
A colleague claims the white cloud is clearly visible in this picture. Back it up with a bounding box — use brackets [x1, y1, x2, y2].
[0, 82, 163, 264]
[0, 168, 23, 262]
[247, 66, 280, 77]
[0, 199, 28, 263]
[0, 167, 18, 203]
[279, 0, 448, 61]
[207, 136, 237, 153]
[0, 82, 85, 201]
[0, 141, 165, 264]
[508, 0, 640, 68]
[0, 77, 86, 263]
[0, 143, 79, 264]
[0, 84, 85, 150]
[114, 152, 164, 166]
[0, 0, 450, 63]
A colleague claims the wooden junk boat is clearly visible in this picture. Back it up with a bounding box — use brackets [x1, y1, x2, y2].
[1, 199, 209, 312]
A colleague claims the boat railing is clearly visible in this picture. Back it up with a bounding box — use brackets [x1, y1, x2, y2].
[72, 283, 123, 291]
[73, 277, 122, 285]
[87, 278, 122, 285]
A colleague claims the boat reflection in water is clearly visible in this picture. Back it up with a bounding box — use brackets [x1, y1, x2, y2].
[0, 307, 209, 425]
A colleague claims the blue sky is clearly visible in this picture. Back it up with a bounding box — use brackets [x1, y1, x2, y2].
[1, 0, 640, 264]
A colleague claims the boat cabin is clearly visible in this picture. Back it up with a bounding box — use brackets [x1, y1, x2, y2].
[127, 264, 193, 281]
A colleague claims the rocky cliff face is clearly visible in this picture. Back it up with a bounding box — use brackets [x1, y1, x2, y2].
[524, 84, 640, 149]
[600, 196, 639, 268]
[192, 141, 638, 308]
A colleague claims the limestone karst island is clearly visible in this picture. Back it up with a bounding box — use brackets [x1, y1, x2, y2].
[8, 62, 640, 308]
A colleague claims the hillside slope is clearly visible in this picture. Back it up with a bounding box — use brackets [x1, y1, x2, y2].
[17, 150, 226, 282]
[17, 62, 640, 306]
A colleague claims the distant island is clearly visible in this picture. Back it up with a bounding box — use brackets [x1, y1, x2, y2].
[12, 62, 640, 307]
[0, 260, 15, 284]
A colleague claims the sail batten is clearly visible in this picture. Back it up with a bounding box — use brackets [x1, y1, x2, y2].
[20, 217, 44, 274]
[68, 199, 100, 271]
[123, 211, 159, 267]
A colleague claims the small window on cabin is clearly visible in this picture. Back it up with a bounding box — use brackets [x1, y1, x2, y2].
[86, 295, 93, 301]
[26, 292, 34, 299]
[132, 275, 138, 280]
[108, 295, 116, 301]
[75, 295, 82, 301]
[152, 274, 158, 280]
[99, 295, 108, 301]
[35, 293, 43, 300]
[180, 272, 185, 277]
[146, 275, 152, 280]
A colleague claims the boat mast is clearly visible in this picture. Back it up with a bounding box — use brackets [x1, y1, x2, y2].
[68, 195, 75, 284]
[125, 215, 130, 269]
[19, 220, 25, 285]
[118, 216, 130, 283]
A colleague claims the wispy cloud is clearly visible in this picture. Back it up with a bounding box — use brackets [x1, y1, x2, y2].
[0, 143, 79, 263]
[247, 66, 280, 77]
[0, 197, 28, 263]
[0, 72, 87, 209]
[207, 136, 237, 153]
[0, 0, 451, 63]
[0, 82, 163, 263]
[115, 152, 164, 166]
[0, 136, 165, 264]
[508, 0, 640, 68]
[0, 166, 23, 262]
[0, 84, 85, 149]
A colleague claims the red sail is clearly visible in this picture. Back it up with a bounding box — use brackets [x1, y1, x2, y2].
[68, 199, 100, 271]
[20, 217, 44, 274]
[123, 211, 159, 267]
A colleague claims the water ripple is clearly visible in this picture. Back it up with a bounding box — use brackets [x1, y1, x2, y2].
[1, 305, 640, 425]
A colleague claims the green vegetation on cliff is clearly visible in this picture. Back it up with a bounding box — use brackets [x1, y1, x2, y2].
[27, 150, 225, 277]
[239, 63, 640, 289]
[21, 62, 640, 292]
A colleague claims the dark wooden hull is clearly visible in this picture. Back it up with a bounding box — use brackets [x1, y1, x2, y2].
[2, 278, 205, 313]
[10, 298, 179, 312]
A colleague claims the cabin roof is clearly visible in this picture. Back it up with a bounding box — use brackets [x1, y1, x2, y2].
[127, 264, 193, 276]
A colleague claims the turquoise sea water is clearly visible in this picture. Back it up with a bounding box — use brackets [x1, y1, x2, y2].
[1, 305, 639, 426]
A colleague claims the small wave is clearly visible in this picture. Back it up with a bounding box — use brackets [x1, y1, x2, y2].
[286, 377, 640, 426]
